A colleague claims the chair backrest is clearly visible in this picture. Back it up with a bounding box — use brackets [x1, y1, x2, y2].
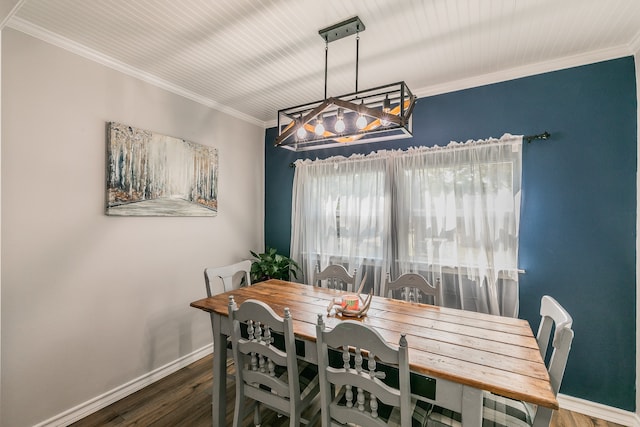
[228, 297, 303, 417]
[536, 295, 574, 395]
[204, 259, 251, 297]
[316, 316, 412, 427]
[386, 272, 440, 306]
[313, 264, 357, 292]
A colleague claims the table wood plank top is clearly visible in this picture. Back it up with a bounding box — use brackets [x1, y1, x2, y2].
[190, 279, 558, 410]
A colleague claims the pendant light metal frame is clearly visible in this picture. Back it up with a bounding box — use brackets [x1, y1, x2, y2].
[274, 16, 417, 152]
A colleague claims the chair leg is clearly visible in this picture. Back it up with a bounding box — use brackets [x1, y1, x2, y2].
[253, 402, 262, 427]
[232, 384, 244, 427]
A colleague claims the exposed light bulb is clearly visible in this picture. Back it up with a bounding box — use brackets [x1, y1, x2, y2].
[334, 109, 345, 133]
[356, 114, 367, 130]
[314, 115, 325, 136]
[296, 124, 307, 139]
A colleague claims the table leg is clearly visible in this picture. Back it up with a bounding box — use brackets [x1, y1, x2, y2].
[461, 385, 483, 427]
[211, 312, 227, 427]
[533, 407, 553, 427]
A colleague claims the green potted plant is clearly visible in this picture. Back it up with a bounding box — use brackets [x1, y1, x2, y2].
[250, 247, 301, 283]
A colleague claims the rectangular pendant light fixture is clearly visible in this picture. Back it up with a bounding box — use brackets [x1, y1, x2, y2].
[275, 16, 416, 152]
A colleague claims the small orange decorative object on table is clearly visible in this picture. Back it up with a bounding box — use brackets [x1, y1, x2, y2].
[326, 278, 372, 317]
[341, 294, 359, 310]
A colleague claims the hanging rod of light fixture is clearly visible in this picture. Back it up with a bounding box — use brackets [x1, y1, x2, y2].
[274, 16, 417, 152]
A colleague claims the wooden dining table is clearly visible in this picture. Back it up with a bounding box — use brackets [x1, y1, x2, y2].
[190, 279, 557, 427]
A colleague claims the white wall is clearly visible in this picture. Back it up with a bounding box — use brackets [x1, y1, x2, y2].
[1, 28, 265, 427]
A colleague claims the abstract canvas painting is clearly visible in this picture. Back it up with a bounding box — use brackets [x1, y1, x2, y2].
[106, 122, 218, 216]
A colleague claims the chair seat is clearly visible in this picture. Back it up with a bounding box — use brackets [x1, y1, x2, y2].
[331, 386, 432, 427]
[426, 392, 533, 427]
[254, 359, 319, 402]
[297, 360, 320, 402]
[386, 399, 432, 427]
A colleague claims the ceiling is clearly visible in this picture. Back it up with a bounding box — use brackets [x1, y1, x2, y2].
[7, 0, 640, 127]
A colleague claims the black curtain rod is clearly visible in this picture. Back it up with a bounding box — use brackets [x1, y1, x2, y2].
[288, 131, 551, 167]
[523, 131, 551, 143]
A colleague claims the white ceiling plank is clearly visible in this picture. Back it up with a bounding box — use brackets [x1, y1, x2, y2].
[9, 0, 640, 125]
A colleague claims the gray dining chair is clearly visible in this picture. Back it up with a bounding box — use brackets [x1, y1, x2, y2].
[426, 295, 574, 427]
[204, 259, 251, 297]
[385, 272, 441, 306]
[203, 260, 252, 383]
[315, 315, 431, 427]
[228, 297, 320, 426]
[313, 264, 357, 292]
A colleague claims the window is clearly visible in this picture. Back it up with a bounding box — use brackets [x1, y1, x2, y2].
[291, 135, 522, 316]
[396, 160, 519, 272]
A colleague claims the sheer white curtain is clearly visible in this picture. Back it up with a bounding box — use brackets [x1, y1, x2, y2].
[391, 135, 522, 316]
[290, 154, 391, 295]
[290, 134, 522, 317]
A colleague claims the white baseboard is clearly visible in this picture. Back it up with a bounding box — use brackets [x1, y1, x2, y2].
[33, 353, 639, 427]
[33, 344, 213, 427]
[558, 393, 640, 427]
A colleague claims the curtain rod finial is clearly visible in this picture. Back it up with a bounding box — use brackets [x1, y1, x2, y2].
[524, 131, 551, 143]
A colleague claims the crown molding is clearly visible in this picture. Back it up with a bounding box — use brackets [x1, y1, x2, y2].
[7, 17, 267, 128]
[412, 44, 634, 100]
[0, 0, 26, 30]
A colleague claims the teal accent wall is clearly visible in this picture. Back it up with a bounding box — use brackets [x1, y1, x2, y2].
[264, 57, 637, 411]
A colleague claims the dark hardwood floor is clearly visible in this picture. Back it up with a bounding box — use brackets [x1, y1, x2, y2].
[71, 354, 626, 427]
